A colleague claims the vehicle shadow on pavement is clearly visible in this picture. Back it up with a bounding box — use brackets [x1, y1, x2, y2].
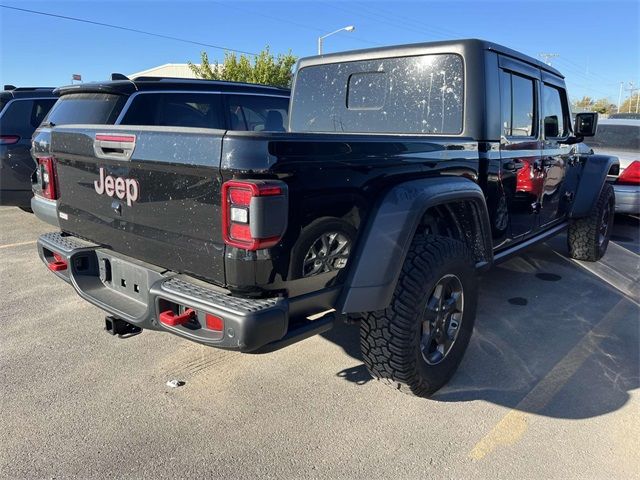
[324, 239, 639, 419]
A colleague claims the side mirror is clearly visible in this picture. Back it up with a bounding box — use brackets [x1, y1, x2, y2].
[574, 112, 598, 137]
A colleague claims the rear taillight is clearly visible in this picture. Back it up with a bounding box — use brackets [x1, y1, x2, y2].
[617, 161, 640, 185]
[37, 156, 58, 199]
[0, 135, 20, 145]
[221, 180, 287, 250]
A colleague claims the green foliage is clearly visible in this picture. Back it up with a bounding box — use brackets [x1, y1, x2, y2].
[188, 47, 297, 88]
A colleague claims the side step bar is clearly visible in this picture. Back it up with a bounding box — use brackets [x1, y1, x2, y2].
[252, 312, 335, 354]
[493, 222, 569, 265]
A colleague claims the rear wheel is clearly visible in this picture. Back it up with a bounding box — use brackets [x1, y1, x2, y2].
[359, 234, 477, 397]
[290, 217, 356, 279]
[567, 183, 615, 261]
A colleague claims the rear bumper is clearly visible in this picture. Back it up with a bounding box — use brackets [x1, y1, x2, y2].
[31, 194, 59, 226]
[37, 232, 334, 352]
[613, 184, 640, 214]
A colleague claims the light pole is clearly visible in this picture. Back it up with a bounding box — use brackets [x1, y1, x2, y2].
[617, 81, 624, 113]
[318, 25, 355, 55]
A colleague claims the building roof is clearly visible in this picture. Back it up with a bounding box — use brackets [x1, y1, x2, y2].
[128, 63, 199, 79]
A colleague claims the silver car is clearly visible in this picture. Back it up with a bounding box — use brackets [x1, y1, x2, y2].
[585, 118, 640, 214]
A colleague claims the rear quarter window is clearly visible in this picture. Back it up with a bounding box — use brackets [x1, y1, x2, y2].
[120, 92, 225, 129]
[226, 94, 289, 131]
[290, 53, 464, 134]
[46, 93, 125, 125]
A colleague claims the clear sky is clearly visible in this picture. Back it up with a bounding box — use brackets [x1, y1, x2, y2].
[1, 0, 638, 104]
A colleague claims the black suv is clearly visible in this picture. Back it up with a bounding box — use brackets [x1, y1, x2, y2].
[0, 86, 56, 209]
[31, 76, 290, 226]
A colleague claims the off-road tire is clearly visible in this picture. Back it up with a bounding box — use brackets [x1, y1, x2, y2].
[359, 234, 477, 397]
[567, 183, 615, 262]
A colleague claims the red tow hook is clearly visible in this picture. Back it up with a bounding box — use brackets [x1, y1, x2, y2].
[159, 308, 195, 327]
[47, 253, 68, 272]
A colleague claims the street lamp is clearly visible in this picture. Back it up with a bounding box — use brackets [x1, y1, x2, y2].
[318, 25, 355, 55]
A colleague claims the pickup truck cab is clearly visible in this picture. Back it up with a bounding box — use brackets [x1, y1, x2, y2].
[37, 40, 617, 397]
[31, 77, 290, 226]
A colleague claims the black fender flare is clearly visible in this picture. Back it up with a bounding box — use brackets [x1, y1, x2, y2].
[570, 154, 619, 218]
[338, 177, 493, 314]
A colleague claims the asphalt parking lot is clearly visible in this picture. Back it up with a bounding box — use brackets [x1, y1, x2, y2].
[0, 207, 638, 479]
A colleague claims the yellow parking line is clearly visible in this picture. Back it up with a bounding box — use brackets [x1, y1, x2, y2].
[0, 240, 36, 249]
[469, 298, 635, 461]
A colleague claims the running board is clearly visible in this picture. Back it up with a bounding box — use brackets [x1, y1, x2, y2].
[251, 312, 335, 354]
[492, 222, 569, 265]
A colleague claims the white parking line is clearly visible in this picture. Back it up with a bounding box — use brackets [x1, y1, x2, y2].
[552, 242, 640, 305]
[0, 240, 36, 249]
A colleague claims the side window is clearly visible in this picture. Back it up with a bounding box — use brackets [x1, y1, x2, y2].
[30, 99, 56, 128]
[542, 84, 567, 138]
[500, 70, 536, 138]
[120, 93, 224, 129]
[500, 70, 512, 137]
[226, 95, 289, 132]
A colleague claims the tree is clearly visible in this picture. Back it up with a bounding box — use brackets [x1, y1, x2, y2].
[573, 96, 594, 111]
[592, 98, 616, 115]
[620, 93, 640, 114]
[188, 47, 297, 88]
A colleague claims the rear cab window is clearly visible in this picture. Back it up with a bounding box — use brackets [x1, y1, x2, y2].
[290, 53, 464, 134]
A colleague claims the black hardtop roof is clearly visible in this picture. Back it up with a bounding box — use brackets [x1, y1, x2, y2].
[54, 77, 290, 97]
[1, 87, 56, 99]
[298, 38, 564, 79]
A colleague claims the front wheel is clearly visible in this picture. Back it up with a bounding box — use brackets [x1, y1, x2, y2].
[567, 183, 615, 262]
[359, 235, 478, 397]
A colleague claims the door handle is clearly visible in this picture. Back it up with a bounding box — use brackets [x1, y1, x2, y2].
[93, 133, 136, 161]
[504, 160, 524, 172]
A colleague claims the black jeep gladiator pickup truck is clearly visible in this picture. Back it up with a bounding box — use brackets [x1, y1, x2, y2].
[37, 39, 618, 397]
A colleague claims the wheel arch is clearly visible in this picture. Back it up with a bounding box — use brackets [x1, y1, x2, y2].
[570, 153, 619, 218]
[338, 177, 493, 314]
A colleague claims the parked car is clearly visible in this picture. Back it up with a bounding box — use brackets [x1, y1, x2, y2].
[584, 118, 640, 214]
[36, 40, 616, 397]
[31, 76, 290, 226]
[0, 86, 56, 210]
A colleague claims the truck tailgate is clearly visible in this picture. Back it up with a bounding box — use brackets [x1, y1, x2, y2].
[51, 125, 226, 285]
